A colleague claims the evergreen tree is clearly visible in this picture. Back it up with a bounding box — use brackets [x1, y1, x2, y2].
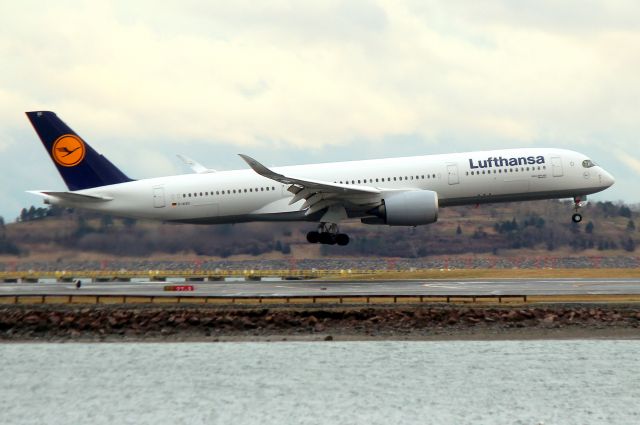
[619, 205, 632, 218]
[100, 215, 114, 231]
[623, 237, 636, 252]
[585, 221, 594, 234]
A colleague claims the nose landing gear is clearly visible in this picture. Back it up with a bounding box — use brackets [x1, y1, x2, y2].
[306, 223, 350, 246]
[571, 196, 585, 223]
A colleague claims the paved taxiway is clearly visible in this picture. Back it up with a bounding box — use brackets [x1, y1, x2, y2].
[1, 278, 640, 297]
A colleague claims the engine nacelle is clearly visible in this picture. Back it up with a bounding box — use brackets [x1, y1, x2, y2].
[362, 190, 439, 226]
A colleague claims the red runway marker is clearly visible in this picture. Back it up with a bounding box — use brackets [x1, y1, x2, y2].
[163, 285, 195, 292]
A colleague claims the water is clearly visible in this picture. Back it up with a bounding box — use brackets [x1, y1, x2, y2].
[1, 340, 639, 425]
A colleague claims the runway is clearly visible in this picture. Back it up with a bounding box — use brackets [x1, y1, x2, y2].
[1, 278, 640, 297]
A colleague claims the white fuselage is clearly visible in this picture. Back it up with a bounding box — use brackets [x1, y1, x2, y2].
[44, 148, 614, 225]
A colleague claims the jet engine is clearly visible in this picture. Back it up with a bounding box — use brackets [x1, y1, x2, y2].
[362, 190, 439, 226]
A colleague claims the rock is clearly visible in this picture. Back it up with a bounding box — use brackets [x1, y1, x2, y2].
[519, 309, 535, 319]
[542, 314, 557, 324]
[23, 314, 41, 325]
[324, 335, 333, 341]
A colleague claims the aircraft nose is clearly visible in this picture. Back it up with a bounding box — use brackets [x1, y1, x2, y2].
[600, 169, 615, 187]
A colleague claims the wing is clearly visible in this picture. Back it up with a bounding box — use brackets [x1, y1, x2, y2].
[239, 154, 381, 216]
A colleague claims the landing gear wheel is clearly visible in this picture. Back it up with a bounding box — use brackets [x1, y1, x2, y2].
[319, 232, 336, 245]
[572, 213, 582, 223]
[307, 223, 350, 245]
[335, 233, 350, 246]
[306, 231, 320, 243]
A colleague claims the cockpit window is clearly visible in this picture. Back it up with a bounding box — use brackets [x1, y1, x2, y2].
[582, 159, 597, 168]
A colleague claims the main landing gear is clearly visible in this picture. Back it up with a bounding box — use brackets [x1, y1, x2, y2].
[571, 196, 585, 223]
[306, 223, 350, 246]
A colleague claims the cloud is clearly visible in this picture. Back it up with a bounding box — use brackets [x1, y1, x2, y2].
[614, 149, 640, 175]
[1, 0, 638, 219]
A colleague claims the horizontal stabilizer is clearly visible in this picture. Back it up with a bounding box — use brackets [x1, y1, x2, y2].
[27, 190, 113, 203]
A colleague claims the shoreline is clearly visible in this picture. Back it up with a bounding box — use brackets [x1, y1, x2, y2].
[1, 303, 639, 342]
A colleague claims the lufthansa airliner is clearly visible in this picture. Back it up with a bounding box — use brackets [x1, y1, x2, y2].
[26, 111, 615, 246]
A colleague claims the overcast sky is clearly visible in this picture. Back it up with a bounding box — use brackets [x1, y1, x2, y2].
[1, 0, 639, 221]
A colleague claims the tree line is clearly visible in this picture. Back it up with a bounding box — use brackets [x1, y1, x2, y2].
[2, 200, 638, 257]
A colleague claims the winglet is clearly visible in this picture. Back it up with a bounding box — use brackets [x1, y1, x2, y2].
[238, 154, 294, 184]
[177, 154, 215, 174]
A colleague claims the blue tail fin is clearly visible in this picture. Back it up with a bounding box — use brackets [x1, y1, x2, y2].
[26, 111, 133, 190]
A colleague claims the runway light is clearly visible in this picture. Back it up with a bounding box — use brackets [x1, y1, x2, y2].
[163, 285, 195, 292]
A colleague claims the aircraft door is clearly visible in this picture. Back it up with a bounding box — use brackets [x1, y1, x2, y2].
[551, 157, 563, 177]
[447, 163, 459, 185]
[153, 186, 165, 208]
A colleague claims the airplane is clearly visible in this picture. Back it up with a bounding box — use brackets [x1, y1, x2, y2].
[26, 111, 615, 246]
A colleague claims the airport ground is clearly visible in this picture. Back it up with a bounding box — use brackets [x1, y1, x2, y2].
[2, 266, 640, 342]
